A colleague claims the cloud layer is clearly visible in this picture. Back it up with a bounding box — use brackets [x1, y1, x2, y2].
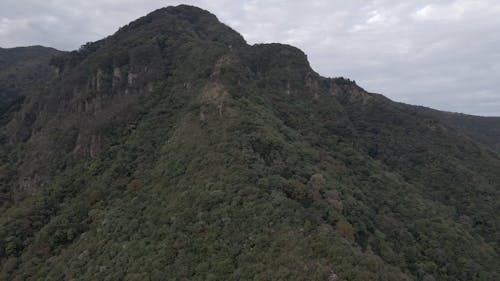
[1, 0, 499, 116]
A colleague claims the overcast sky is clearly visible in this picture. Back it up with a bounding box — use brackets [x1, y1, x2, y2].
[1, 0, 499, 116]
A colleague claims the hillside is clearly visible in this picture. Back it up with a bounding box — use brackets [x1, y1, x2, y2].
[0, 5, 498, 281]
[412, 106, 500, 151]
[0, 46, 63, 123]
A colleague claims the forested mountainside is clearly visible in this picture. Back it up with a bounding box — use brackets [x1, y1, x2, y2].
[0, 5, 498, 281]
[0, 46, 63, 121]
[412, 106, 500, 152]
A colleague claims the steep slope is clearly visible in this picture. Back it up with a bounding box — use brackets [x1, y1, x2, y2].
[0, 5, 498, 281]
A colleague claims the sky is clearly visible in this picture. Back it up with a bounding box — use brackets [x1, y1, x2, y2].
[1, 0, 499, 116]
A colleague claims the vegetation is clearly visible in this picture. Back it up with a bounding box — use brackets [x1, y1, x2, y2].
[0, 5, 498, 280]
[0, 46, 63, 124]
[413, 105, 500, 152]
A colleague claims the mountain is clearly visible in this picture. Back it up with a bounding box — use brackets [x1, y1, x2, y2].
[0, 46, 63, 116]
[0, 5, 498, 280]
[412, 106, 500, 152]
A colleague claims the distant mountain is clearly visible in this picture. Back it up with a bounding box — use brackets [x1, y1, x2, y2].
[0, 46, 63, 122]
[412, 106, 500, 151]
[0, 5, 498, 280]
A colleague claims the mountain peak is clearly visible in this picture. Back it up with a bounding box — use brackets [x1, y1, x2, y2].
[160, 4, 217, 18]
[130, 4, 218, 28]
[115, 4, 246, 47]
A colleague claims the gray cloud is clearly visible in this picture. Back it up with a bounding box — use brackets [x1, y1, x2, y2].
[1, 0, 499, 116]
